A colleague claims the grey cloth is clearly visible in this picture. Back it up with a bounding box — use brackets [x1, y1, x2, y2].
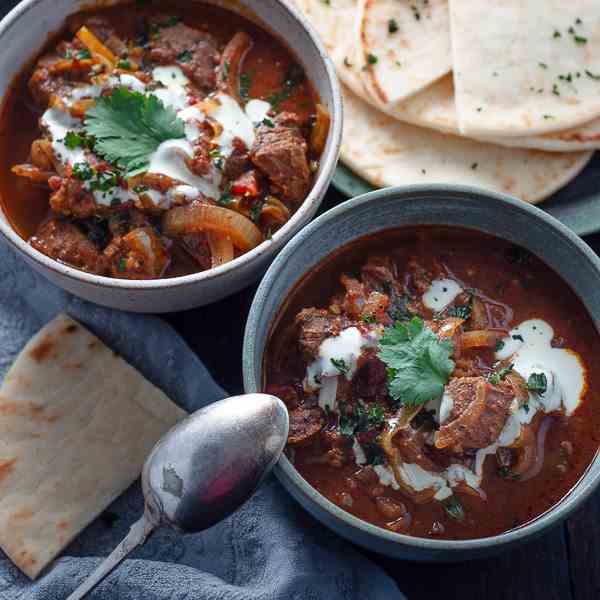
[0, 239, 403, 599]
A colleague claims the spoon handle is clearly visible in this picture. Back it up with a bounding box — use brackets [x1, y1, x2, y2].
[66, 513, 156, 600]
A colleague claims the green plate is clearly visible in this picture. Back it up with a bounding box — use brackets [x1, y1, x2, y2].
[333, 154, 600, 237]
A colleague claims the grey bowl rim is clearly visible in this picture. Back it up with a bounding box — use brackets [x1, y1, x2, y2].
[243, 182, 600, 552]
[0, 0, 343, 291]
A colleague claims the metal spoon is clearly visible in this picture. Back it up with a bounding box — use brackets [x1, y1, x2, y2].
[67, 393, 288, 600]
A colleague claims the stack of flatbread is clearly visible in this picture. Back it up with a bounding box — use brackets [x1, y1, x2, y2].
[294, 0, 600, 203]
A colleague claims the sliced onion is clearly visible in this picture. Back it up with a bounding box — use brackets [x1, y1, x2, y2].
[461, 329, 506, 350]
[518, 417, 552, 482]
[218, 31, 252, 101]
[310, 103, 331, 155]
[162, 203, 263, 252]
[11, 164, 54, 184]
[206, 232, 234, 268]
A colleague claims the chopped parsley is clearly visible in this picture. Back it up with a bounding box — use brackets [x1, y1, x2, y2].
[488, 364, 514, 386]
[553, 29, 562, 39]
[117, 257, 127, 272]
[363, 442, 386, 466]
[526, 372, 548, 395]
[512, 334, 524, 342]
[75, 48, 92, 61]
[239, 72, 253, 100]
[72, 162, 94, 181]
[538, 62, 548, 69]
[262, 117, 275, 128]
[331, 358, 349, 375]
[495, 340, 505, 353]
[470, 162, 478, 170]
[177, 49, 193, 63]
[447, 302, 472, 320]
[552, 84, 560, 96]
[574, 35, 587, 45]
[378, 316, 455, 407]
[362, 313, 377, 324]
[443, 496, 465, 521]
[586, 70, 600, 81]
[366, 53, 378, 66]
[266, 63, 305, 112]
[388, 19, 399, 34]
[217, 182, 233, 206]
[64, 131, 94, 150]
[339, 401, 386, 437]
[117, 59, 132, 70]
[84, 87, 185, 177]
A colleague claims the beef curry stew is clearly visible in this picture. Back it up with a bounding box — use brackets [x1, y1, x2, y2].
[0, 1, 327, 279]
[265, 228, 600, 540]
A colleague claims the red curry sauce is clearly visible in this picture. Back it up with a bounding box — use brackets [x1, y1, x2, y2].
[265, 228, 600, 539]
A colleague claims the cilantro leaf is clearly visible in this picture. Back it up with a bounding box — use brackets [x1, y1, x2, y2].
[378, 316, 455, 407]
[527, 372, 547, 395]
[83, 87, 185, 177]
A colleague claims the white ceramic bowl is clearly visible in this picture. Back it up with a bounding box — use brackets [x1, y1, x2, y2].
[0, 0, 342, 313]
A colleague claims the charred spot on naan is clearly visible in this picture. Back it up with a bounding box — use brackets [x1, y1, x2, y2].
[0, 458, 17, 485]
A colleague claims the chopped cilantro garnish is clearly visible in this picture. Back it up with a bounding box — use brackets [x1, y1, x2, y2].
[64, 131, 94, 150]
[331, 358, 349, 375]
[362, 313, 377, 324]
[495, 340, 505, 353]
[388, 19, 399, 34]
[117, 59, 132, 70]
[512, 334, 524, 342]
[89, 170, 118, 193]
[488, 364, 514, 386]
[527, 372, 548, 395]
[585, 70, 600, 81]
[574, 35, 587, 45]
[84, 87, 185, 177]
[447, 302, 472, 320]
[262, 117, 275, 128]
[75, 49, 92, 61]
[266, 63, 305, 111]
[218, 182, 233, 206]
[552, 84, 560, 96]
[239, 72, 253, 100]
[177, 49, 193, 63]
[553, 30, 562, 39]
[118, 257, 127, 272]
[162, 16, 180, 27]
[443, 496, 465, 521]
[72, 162, 94, 181]
[378, 316, 455, 407]
[538, 62, 548, 69]
[339, 402, 386, 437]
[366, 53, 378, 65]
[222, 59, 230, 81]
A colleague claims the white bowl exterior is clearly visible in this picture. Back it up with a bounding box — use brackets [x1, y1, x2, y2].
[0, 0, 342, 312]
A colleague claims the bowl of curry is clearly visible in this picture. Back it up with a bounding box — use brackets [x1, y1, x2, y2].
[243, 184, 600, 560]
[0, 0, 342, 312]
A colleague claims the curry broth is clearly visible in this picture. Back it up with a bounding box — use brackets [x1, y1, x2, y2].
[0, 0, 318, 275]
[264, 227, 600, 539]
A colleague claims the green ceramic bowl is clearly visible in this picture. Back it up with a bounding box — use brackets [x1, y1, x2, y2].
[243, 184, 600, 560]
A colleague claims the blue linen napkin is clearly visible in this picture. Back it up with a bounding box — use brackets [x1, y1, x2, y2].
[0, 238, 403, 600]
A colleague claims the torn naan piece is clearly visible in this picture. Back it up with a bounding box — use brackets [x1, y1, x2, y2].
[450, 0, 600, 137]
[0, 314, 186, 579]
[340, 85, 592, 204]
[356, 0, 451, 104]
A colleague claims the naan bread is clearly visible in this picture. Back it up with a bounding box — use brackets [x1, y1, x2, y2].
[356, 0, 451, 104]
[294, 0, 600, 152]
[0, 314, 186, 579]
[449, 0, 600, 137]
[340, 85, 592, 204]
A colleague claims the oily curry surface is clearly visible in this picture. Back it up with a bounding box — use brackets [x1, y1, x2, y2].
[0, 0, 323, 279]
[265, 228, 600, 540]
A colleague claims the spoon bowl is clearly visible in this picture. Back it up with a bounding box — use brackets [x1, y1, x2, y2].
[143, 393, 289, 533]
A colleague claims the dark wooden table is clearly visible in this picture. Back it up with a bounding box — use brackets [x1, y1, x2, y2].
[165, 187, 600, 600]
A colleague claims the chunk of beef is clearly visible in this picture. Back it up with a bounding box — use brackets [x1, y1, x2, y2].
[295, 308, 351, 361]
[30, 219, 107, 274]
[394, 427, 439, 472]
[148, 23, 219, 91]
[353, 356, 388, 400]
[223, 138, 251, 180]
[103, 227, 171, 279]
[250, 112, 310, 203]
[178, 233, 211, 270]
[49, 177, 100, 219]
[287, 406, 325, 445]
[28, 53, 87, 107]
[435, 377, 514, 452]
